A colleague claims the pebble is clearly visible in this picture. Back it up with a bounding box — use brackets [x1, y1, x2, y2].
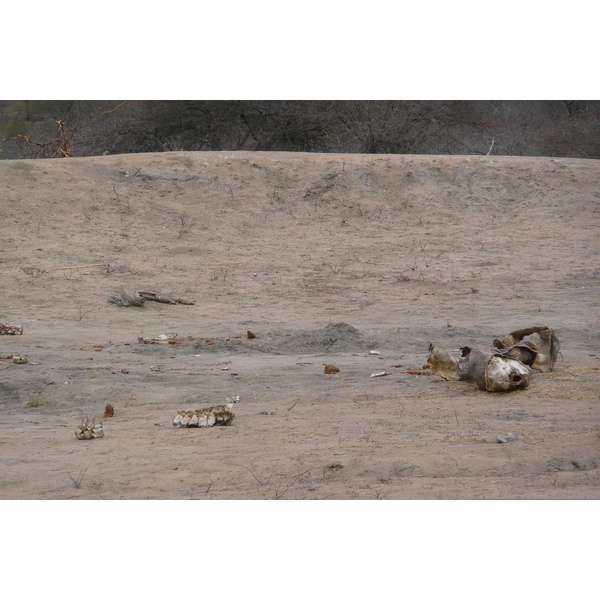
[497, 432, 516, 443]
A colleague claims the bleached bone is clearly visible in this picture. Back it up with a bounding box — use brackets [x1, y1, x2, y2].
[173, 396, 238, 428]
[493, 326, 560, 373]
[225, 395, 240, 411]
[75, 416, 104, 440]
[138, 333, 178, 344]
[0, 323, 23, 335]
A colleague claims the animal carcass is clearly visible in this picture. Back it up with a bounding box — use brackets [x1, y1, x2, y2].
[427, 344, 531, 392]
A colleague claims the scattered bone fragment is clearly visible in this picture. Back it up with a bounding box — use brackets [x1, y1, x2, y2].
[108, 287, 145, 307]
[12, 355, 28, 364]
[138, 333, 178, 344]
[324, 364, 340, 374]
[173, 407, 234, 428]
[370, 371, 389, 378]
[427, 344, 530, 392]
[75, 417, 104, 440]
[173, 396, 238, 428]
[103, 403, 114, 418]
[493, 326, 560, 373]
[0, 323, 23, 335]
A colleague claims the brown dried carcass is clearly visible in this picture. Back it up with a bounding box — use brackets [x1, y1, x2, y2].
[493, 326, 560, 373]
[426, 343, 460, 381]
[427, 344, 531, 392]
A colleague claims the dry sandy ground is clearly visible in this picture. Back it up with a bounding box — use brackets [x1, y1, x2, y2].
[1, 150, 599, 500]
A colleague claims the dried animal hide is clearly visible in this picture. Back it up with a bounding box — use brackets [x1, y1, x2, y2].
[76, 417, 104, 440]
[493, 326, 560, 373]
[427, 343, 460, 380]
[173, 396, 238, 428]
[427, 344, 531, 392]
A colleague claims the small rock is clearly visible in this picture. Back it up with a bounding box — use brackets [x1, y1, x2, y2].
[496, 432, 516, 443]
[326, 462, 344, 471]
[324, 364, 340, 374]
[103, 403, 114, 418]
[392, 464, 417, 477]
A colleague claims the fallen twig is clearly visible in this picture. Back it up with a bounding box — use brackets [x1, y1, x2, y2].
[49, 263, 109, 272]
[3, 120, 72, 157]
[67, 463, 93, 488]
[21, 263, 109, 276]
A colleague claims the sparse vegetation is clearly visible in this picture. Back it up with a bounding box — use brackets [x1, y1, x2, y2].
[25, 397, 48, 408]
[67, 464, 92, 489]
[1, 100, 599, 159]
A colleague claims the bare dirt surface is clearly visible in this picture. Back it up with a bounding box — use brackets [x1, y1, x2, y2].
[1, 150, 599, 499]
